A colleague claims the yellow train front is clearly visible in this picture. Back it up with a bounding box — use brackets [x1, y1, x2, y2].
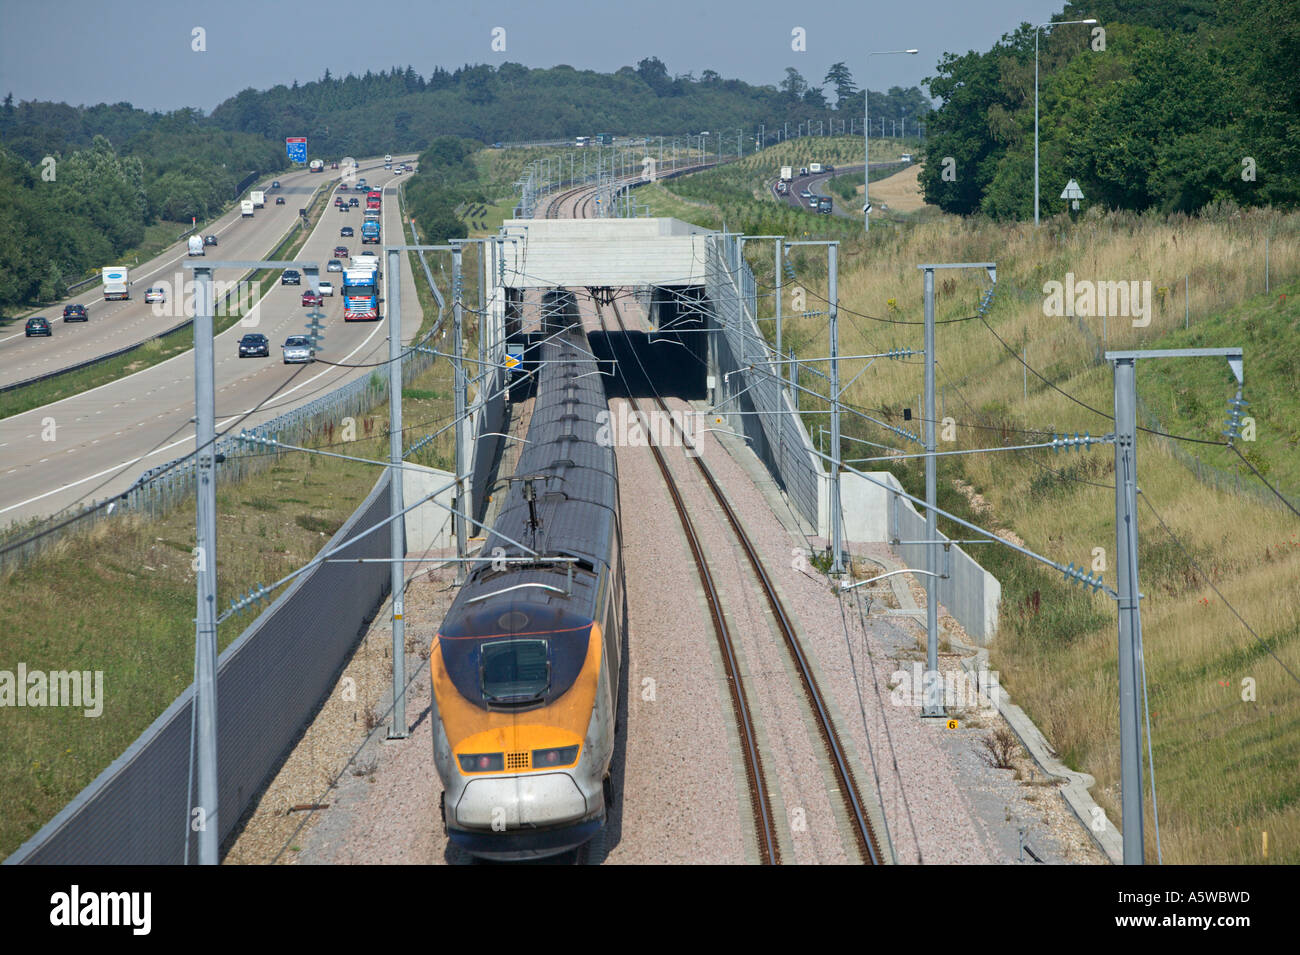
[430, 321, 625, 860]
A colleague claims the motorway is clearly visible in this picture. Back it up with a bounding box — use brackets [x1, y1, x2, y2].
[773, 162, 909, 218]
[0, 163, 371, 390]
[0, 157, 421, 528]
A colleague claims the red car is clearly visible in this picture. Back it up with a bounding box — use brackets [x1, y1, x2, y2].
[333, 246, 349, 258]
[301, 291, 323, 307]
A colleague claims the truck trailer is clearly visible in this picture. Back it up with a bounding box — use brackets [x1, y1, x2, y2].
[187, 235, 205, 256]
[241, 200, 254, 217]
[251, 190, 266, 208]
[101, 267, 130, 300]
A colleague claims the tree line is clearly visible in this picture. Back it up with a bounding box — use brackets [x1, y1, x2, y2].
[919, 0, 1300, 218]
[0, 99, 288, 316]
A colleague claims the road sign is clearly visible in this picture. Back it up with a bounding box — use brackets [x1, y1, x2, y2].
[286, 137, 308, 164]
[505, 351, 522, 369]
[1061, 178, 1085, 210]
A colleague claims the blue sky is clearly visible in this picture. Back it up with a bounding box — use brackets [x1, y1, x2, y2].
[1, 0, 1066, 112]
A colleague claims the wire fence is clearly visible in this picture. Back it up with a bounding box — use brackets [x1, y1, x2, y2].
[705, 234, 823, 530]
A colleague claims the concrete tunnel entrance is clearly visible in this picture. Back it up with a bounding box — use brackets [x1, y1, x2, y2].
[506, 286, 710, 401]
[589, 286, 708, 400]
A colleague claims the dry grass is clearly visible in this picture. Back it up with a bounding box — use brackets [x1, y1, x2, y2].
[758, 203, 1300, 863]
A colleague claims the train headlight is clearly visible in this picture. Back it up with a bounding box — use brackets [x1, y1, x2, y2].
[531, 745, 580, 768]
[458, 752, 505, 773]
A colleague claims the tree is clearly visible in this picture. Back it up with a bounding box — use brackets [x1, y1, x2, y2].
[803, 86, 829, 108]
[824, 63, 856, 107]
[780, 67, 808, 101]
[637, 56, 673, 96]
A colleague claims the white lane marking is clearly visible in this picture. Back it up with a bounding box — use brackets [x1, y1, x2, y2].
[1, 161, 412, 517]
[0, 411, 245, 516]
[2, 160, 406, 423]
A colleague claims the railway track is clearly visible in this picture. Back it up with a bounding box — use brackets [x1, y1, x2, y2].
[589, 297, 780, 864]
[600, 298, 884, 866]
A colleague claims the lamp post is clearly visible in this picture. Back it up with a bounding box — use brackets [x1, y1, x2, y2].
[1034, 18, 1096, 225]
[864, 49, 918, 233]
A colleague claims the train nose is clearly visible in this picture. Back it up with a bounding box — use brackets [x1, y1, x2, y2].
[455, 772, 588, 829]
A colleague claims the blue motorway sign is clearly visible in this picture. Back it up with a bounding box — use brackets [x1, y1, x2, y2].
[286, 137, 308, 163]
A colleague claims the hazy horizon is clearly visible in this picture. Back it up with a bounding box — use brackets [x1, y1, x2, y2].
[1, 0, 1064, 113]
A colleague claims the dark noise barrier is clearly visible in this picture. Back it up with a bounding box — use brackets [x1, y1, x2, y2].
[6, 473, 392, 864]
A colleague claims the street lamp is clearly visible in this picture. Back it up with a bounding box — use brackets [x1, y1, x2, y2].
[864, 48, 918, 233]
[1034, 18, 1097, 225]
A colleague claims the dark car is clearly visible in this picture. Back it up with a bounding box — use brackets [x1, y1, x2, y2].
[281, 269, 301, 286]
[204, 234, 218, 246]
[333, 246, 349, 259]
[340, 226, 354, 237]
[271, 180, 281, 189]
[275, 196, 286, 205]
[348, 197, 359, 207]
[62, 304, 88, 322]
[238, 333, 270, 358]
[301, 290, 323, 307]
[25, 317, 52, 337]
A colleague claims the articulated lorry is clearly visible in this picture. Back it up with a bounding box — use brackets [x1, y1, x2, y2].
[361, 220, 380, 244]
[309, 159, 324, 173]
[102, 266, 130, 300]
[343, 266, 379, 321]
[251, 190, 266, 208]
[780, 165, 793, 182]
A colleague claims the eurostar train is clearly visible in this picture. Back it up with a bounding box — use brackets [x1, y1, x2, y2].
[430, 314, 625, 860]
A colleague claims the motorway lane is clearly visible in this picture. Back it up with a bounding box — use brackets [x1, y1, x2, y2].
[773, 162, 912, 218]
[0, 158, 397, 389]
[0, 159, 423, 527]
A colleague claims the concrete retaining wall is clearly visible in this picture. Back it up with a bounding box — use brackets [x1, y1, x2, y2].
[835, 470, 1001, 643]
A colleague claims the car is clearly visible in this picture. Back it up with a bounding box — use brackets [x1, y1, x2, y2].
[340, 226, 354, 237]
[62, 304, 88, 322]
[338, 184, 349, 193]
[348, 197, 359, 207]
[800, 189, 814, 199]
[275, 196, 286, 205]
[281, 269, 301, 286]
[282, 335, 315, 364]
[327, 259, 343, 272]
[334, 246, 349, 258]
[338, 203, 350, 213]
[144, 287, 166, 304]
[271, 180, 281, 189]
[204, 234, 218, 247]
[357, 178, 367, 187]
[25, 316, 52, 337]
[318, 281, 333, 297]
[331, 162, 339, 170]
[301, 291, 323, 307]
[491, 142, 503, 149]
[238, 333, 269, 358]
[900, 153, 913, 163]
[384, 154, 392, 163]
[392, 167, 402, 174]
